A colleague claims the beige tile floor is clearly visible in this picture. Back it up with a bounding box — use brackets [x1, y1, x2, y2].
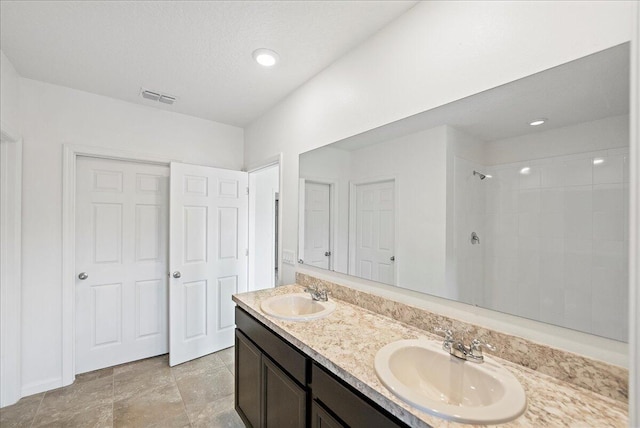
[0, 347, 245, 427]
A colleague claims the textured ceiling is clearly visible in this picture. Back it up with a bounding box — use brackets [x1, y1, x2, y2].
[0, 1, 417, 127]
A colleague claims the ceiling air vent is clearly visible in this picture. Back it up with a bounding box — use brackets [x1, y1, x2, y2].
[159, 95, 176, 105]
[140, 88, 176, 105]
[141, 90, 160, 101]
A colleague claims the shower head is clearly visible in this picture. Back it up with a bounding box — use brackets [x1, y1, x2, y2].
[473, 170, 491, 180]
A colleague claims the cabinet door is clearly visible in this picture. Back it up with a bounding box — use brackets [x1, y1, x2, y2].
[311, 401, 345, 428]
[263, 356, 306, 428]
[236, 330, 261, 428]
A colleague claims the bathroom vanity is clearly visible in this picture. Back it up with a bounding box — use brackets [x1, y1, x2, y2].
[235, 306, 404, 427]
[233, 282, 628, 427]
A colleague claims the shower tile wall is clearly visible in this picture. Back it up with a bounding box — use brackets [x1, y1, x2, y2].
[483, 148, 629, 341]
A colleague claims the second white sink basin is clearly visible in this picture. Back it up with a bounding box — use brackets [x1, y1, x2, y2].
[375, 338, 526, 425]
[260, 293, 336, 321]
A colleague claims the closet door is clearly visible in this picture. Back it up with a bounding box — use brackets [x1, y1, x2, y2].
[75, 157, 169, 373]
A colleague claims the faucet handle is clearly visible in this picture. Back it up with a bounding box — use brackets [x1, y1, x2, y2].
[434, 326, 453, 340]
[471, 338, 496, 352]
[434, 327, 454, 353]
[468, 338, 496, 363]
[317, 288, 330, 301]
[306, 284, 330, 302]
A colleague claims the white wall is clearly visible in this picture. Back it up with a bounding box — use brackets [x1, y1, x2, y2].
[0, 50, 23, 407]
[244, 1, 633, 365]
[1, 50, 20, 139]
[19, 78, 243, 395]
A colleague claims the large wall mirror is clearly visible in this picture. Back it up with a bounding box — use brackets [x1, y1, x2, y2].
[298, 43, 630, 342]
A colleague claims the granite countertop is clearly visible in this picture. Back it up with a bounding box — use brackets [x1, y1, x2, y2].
[232, 284, 628, 428]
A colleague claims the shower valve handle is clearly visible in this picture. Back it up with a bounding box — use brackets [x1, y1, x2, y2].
[471, 232, 480, 244]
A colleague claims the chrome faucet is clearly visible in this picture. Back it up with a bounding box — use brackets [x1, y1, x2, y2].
[434, 327, 496, 363]
[304, 284, 329, 302]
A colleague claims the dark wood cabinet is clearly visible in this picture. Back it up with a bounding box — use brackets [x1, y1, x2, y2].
[235, 330, 262, 428]
[310, 401, 344, 428]
[262, 355, 306, 428]
[235, 308, 308, 428]
[235, 307, 407, 428]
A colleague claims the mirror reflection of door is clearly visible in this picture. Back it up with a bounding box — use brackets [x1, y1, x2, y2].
[304, 181, 331, 269]
[353, 180, 395, 285]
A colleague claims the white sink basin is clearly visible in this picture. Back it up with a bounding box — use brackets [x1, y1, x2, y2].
[374, 339, 526, 425]
[260, 293, 336, 321]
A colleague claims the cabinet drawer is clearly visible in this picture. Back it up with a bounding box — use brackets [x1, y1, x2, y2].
[235, 307, 307, 385]
[311, 363, 405, 428]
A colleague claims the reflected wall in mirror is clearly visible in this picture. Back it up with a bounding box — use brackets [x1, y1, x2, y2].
[298, 43, 630, 342]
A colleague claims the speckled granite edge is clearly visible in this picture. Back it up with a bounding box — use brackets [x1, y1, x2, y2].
[296, 273, 628, 403]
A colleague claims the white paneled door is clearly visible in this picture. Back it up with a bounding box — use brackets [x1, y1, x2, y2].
[304, 181, 331, 269]
[75, 157, 169, 374]
[354, 180, 395, 285]
[169, 162, 248, 366]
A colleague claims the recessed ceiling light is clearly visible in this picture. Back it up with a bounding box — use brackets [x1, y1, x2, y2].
[520, 167, 531, 175]
[529, 118, 547, 126]
[252, 48, 279, 67]
[593, 158, 605, 165]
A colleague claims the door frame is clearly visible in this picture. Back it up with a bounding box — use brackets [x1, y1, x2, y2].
[298, 177, 337, 270]
[0, 130, 22, 407]
[61, 144, 171, 386]
[247, 160, 281, 290]
[348, 176, 399, 285]
[246, 154, 283, 286]
[629, 4, 639, 424]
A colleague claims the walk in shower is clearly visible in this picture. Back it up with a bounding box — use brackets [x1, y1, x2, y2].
[453, 121, 630, 341]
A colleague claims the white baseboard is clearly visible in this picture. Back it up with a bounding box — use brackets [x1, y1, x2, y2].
[20, 377, 63, 399]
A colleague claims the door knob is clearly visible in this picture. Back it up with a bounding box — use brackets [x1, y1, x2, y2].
[324, 251, 331, 257]
[78, 272, 88, 280]
[172, 271, 181, 279]
[390, 256, 395, 262]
